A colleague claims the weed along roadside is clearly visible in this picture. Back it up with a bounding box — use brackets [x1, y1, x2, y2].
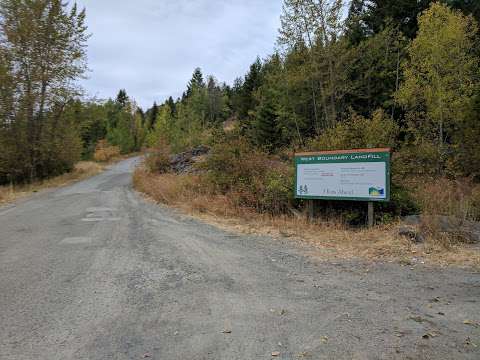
[134, 140, 480, 269]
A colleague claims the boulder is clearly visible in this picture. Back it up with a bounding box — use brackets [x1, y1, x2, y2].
[403, 215, 421, 226]
[425, 215, 480, 244]
[405, 215, 480, 244]
[398, 226, 425, 244]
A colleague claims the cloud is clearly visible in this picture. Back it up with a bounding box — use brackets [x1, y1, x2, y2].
[76, 0, 282, 108]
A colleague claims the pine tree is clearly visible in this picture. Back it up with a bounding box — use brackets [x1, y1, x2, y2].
[186, 68, 205, 98]
[148, 102, 159, 130]
[116, 89, 129, 108]
[238, 58, 264, 120]
[344, 26, 408, 118]
[345, 0, 366, 45]
[364, 0, 431, 39]
[206, 76, 228, 125]
[166, 97, 176, 116]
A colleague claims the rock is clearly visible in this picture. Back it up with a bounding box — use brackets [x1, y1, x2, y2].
[403, 215, 421, 226]
[425, 215, 480, 244]
[398, 226, 425, 243]
[169, 146, 210, 174]
[401, 215, 480, 244]
[190, 145, 210, 157]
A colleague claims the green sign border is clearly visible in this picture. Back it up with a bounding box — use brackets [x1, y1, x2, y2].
[294, 150, 391, 202]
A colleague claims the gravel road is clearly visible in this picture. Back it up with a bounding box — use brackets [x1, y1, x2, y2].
[1, 158, 479, 359]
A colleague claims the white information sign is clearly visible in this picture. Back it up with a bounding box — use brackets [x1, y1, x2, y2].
[295, 149, 391, 202]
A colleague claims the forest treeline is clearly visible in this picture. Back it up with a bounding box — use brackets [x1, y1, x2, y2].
[1, 0, 480, 221]
[139, 0, 480, 221]
[144, 0, 480, 180]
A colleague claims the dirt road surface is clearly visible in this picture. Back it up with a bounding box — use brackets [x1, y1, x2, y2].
[1, 158, 479, 359]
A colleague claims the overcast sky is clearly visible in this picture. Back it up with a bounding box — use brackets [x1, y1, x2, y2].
[75, 0, 283, 109]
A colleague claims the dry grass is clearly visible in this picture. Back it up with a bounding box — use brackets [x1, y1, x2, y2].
[133, 167, 480, 269]
[405, 177, 480, 250]
[410, 177, 480, 221]
[0, 161, 104, 205]
[93, 140, 121, 162]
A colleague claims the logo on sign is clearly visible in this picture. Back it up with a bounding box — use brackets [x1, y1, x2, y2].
[298, 185, 309, 195]
[369, 187, 385, 197]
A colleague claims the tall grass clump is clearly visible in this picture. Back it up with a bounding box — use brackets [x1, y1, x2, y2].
[93, 140, 121, 162]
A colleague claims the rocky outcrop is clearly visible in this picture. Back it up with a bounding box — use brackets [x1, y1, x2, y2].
[169, 145, 210, 174]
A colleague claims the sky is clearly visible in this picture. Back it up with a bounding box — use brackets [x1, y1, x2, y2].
[75, 0, 283, 109]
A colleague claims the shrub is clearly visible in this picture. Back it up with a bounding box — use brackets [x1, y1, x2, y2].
[260, 169, 294, 214]
[144, 138, 171, 173]
[471, 186, 480, 221]
[393, 139, 441, 178]
[93, 140, 120, 162]
[308, 109, 399, 151]
[377, 183, 420, 219]
[203, 136, 294, 214]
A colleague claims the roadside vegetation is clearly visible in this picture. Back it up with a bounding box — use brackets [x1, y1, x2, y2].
[1, 1, 479, 265]
[0, 1, 147, 192]
[0, 161, 103, 205]
[134, 1, 480, 266]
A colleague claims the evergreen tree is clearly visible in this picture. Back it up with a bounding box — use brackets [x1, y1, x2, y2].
[237, 58, 264, 120]
[252, 96, 281, 151]
[166, 96, 177, 116]
[344, 26, 408, 118]
[206, 76, 228, 125]
[229, 77, 244, 116]
[116, 89, 129, 108]
[454, 91, 480, 179]
[186, 67, 206, 98]
[364, 0, 431, 39]
[345, 0, 367, 45]
[148, 102, 159, 130]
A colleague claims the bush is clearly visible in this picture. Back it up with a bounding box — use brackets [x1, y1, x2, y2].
[93, 140, 120, 162]
[144, 138, 171, 173]
[471, 186, 480, 221]
[393, 140, 441, 178]
[204, 136, 294, 214]
[377, 183, 420, 220]
[260, 169, 294, 214]
[307, 109, 399, 151]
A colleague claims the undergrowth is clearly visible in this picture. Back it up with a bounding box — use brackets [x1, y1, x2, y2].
[0, 161, 104, 205]
[133, 166, 480, 268]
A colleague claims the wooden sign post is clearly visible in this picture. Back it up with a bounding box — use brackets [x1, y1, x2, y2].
[368, 201, 374, 228]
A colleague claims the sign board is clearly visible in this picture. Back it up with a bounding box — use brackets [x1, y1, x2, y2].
[295, 148, 391, 202]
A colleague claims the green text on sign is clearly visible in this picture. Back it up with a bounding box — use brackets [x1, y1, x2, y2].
[294, 149, 391, 202]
